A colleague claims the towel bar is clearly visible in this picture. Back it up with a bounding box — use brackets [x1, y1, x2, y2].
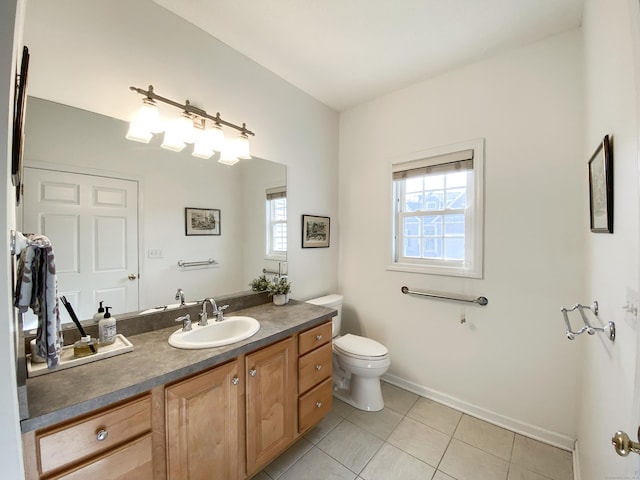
[401, 286, 488, 306]
[178, 258, 218, 268]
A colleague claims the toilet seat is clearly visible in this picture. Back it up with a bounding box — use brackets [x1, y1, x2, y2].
[334, 334, 389, 361]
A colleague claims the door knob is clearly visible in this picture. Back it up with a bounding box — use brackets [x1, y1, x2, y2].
[612, 428, 640, 456]
[128, 273, 137, 280]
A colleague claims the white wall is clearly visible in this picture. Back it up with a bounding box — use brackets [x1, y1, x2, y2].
[577, 0, 640, 478]
[22, 0, 340, 302]
[1, 0, 27, 477]
[339, 31, 585, 447]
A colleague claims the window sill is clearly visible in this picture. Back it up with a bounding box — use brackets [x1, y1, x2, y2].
[387, 262, 482, 279]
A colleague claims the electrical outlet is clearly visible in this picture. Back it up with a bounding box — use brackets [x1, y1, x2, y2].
[148, 249, 163, 259]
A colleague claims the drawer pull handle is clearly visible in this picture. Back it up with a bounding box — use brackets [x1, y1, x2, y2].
[316, 334, 323, 341]
[232, 376, 239, 385]
[249, 369, 257, 377]
[315, 402, 322, 408]
[315, 364, 322, 371]
[96, 429, 108, 442]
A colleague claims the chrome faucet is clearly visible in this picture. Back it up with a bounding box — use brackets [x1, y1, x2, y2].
[175, 288, 186, 307]
[199, 298, 216, 326]
[199, 298, 229, 324]
[175, 313, 191, 332]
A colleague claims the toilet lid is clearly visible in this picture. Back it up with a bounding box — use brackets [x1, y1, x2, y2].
[333, 334, 388, 358]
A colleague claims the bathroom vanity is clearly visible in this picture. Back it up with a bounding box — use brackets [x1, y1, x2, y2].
[20, 297, 335, 479]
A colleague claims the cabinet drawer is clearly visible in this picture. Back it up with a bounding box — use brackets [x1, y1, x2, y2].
[299, 322, 332, 356]
[37, 395, 152, 476]
[298, 378, 332, 433]
[49, 434, 153, 480]
[298, 342, 332, 394]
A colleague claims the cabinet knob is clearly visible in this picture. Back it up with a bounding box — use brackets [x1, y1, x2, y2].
[232, 377, 239, 385]
[315, 364, 322, 371]
[316, 334, 323, 341]
[249, 369, 257, 377]
[96, 429, 108, 442]
[315, 402, 322, 408]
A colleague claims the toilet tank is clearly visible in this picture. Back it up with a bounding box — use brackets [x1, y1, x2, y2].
[306, 294, 343, 338]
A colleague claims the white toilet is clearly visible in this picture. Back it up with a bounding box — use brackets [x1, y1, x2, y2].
[306, 294, 390, 411]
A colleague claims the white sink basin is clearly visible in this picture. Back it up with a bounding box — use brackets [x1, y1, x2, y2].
[168, 316, 260, 349]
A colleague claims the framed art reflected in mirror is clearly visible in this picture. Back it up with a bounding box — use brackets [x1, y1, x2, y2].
[588, 134, 613, 233]
[12, 46, 29, 205]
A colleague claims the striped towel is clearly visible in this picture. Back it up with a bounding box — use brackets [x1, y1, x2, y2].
[14, 234, 63, 369]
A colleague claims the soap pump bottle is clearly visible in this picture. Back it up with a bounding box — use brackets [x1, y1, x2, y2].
[93, 300, 105, 321]
[98, 307, 117, 345]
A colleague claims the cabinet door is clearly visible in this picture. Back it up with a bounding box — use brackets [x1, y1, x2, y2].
[246, 337, 296, 474]
[166, 360, 240, 480]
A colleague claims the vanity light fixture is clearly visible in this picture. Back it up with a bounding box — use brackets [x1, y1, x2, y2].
[127, 85, 255, 162]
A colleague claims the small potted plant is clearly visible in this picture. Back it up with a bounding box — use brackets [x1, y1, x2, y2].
[249, 274, 269, 292]
[268, 277, 291, 306]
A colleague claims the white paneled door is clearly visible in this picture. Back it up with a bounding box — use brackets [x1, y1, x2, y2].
[21, 167, 139, 327]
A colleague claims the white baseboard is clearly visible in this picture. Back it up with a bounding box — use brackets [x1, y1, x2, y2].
[573, 440, 581, 480]
[382, 373, 576, 452]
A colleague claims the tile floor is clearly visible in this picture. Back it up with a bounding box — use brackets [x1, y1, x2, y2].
[255, 382, 573, 480]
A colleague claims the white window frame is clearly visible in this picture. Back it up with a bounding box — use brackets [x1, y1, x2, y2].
[388, 138, 484, 278]
[266, 186, 287, 260]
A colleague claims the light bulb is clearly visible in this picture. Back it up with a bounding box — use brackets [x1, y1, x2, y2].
[136, 98, 162, 134]
[236, 132, 251, 159]
[177, 113, 196, 144]
[219, 142, 239, 165]
[208, 124, 225, 152]
[125, 122, 152, 143]
[161, 118, 186, 152]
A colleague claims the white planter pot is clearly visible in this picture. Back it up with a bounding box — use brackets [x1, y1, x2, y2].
[273, 294, 288, 306]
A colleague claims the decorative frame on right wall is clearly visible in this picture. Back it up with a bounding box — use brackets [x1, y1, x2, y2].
[301, 215, 330, 248]
[588, 134, 613, 233]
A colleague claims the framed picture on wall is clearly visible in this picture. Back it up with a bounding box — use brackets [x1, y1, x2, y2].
[301, 214, 330, 248]
[588, 135, 613, 233]
[185, 208, 221, 236]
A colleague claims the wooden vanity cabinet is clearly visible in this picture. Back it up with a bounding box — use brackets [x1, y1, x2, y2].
[165, 359, 241, 480]
[23, 394, 155, 479]
[245, 336, 296, 475]
[297, 322, 333, 433]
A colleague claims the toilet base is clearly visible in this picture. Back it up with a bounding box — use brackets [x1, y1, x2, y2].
[333, 376, 384, 412]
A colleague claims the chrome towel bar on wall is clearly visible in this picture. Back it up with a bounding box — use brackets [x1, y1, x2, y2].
[561, 301, 615, 341]
[401, 286, 488, 306]
[177, 258, 218, 268]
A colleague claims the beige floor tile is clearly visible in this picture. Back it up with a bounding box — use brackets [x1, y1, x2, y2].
[407, 397, 463, 435]
[252, 472, 273, 480]
[507, 464, 552, 480]
[381, 382, 419, 414]
[433, 471, 457, 480]
[510, 436, 573, 480]
[305, 411, 344, 444]
[454, 415, 515, 460]
[360, 443, 435, 480]
[387, 416, 450, 467]
[439, 439, 509, 480]
[278, 447, 358, 480]
[317, 418, 384, 473]
[347, 406, 404, 439]
[332, 397, 357, 418]
[264, 437, 314, 479]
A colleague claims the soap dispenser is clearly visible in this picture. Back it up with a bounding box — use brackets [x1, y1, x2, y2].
[98, 307, 117, 345]
[93, 300, 105, 322]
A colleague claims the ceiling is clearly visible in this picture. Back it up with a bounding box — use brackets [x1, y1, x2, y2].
[153, 0, 584, 112]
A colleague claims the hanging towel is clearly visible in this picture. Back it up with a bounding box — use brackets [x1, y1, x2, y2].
[14, 234, 63, 369]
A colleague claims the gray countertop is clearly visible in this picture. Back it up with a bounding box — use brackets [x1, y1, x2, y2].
[21, 300, 335, 433]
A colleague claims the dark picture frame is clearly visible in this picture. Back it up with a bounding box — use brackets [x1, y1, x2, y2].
[12, 46, 30, 205]
[185, 208, 221, 236]
[301, 214, 330, 248]
[588, 135, 613, 233]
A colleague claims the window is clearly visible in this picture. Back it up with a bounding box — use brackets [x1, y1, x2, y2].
[266, 186, 287, 259]
[390, 139, 484, 278]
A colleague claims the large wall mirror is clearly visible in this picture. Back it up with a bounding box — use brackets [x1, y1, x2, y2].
[20, 97, 287, 328]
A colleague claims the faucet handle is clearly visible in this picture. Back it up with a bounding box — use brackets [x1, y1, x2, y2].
[214, 304, 229, 322]
[175, 314, 191, 332]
